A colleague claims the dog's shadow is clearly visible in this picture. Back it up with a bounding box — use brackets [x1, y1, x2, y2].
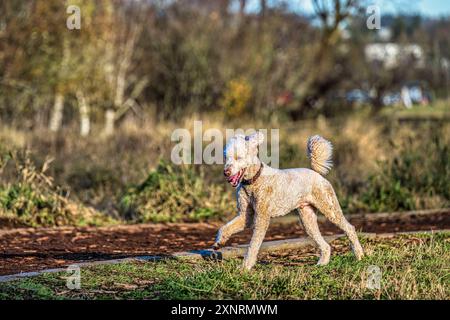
[0, 250, 223, 266]
[177, 249, 223, 261]
[0, 252, 174, 262]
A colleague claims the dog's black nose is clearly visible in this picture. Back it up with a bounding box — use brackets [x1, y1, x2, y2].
[224, 168, 231, 177]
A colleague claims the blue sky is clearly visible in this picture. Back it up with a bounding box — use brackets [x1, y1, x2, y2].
[244, 0, 450, 17]
[370, 0, 450, 17]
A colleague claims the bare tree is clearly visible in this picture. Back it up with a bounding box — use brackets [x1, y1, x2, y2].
[76, 91, 90, 136]
[99, 3, 147, 137]
[291, 0, 361, 119]
[313, 0, 358, 48]
[260, 0, 267, 19]
[239, 0, 246, 18]
[49, 39, 70, 132]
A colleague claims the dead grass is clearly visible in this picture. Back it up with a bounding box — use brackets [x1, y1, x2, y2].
[0, 113, 449, 226]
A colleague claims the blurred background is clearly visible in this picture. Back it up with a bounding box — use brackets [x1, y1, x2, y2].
[0, 0, 449, 228]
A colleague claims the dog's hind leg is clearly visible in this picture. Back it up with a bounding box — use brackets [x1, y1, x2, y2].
[311, 183, 364, 260]
[298, 205, 331, 265]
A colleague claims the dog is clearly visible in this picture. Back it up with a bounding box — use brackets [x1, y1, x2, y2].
[212, 132, 364, 270]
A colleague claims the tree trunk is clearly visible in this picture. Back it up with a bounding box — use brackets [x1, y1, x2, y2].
[103, 109, 116, 137]
[49, 92, 64, 132]
[370, 90, 385, 115]
[239, 0, 246, 17]
[76, 91, 90, 137]
[260, 0, 266, 19]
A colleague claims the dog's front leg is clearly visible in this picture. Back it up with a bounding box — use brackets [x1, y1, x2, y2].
[212, 215, 246, 250]
[242, 214, 270, 270]
[213, 191, 252, 250]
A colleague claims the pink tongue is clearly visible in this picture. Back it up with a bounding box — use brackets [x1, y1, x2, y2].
[231, 172, 240, 184]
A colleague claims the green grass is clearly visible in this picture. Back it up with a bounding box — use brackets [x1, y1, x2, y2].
[359, 132, 450, 212]
[119, 160, 232, 223]
[1, 232, 448, 300]
[380, 100, 450, 119]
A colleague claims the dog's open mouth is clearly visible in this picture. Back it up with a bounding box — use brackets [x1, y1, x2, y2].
[226, 169, 245, 187]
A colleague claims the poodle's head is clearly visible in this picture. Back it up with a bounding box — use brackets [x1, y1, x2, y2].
[223, 131, 264, 187]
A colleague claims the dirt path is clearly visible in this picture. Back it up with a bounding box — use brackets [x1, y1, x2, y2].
[0, 210, 448, 275]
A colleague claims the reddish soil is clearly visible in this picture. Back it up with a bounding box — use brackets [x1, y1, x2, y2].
[0, 211, 448, 276]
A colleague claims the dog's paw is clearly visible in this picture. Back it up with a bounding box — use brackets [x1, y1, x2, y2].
[317, 246, 331, 266]
[238, 264, 250, 273]
[241, 260, 255, 271]
[355, 250, 364, 261]
[316, 259, 330, 266]
[352, 244, 364, 261]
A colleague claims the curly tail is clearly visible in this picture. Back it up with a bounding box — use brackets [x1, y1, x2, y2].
[307, 135, 333, 175]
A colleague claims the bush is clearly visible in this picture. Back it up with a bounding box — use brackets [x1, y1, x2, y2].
[360, 133, 450, 212]
[0, 150, 110, 227]
[120, 160, 232, 223]
[221, 78, 252, 118]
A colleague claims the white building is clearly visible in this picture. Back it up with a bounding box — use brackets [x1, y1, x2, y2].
[365, 43, 425, 69]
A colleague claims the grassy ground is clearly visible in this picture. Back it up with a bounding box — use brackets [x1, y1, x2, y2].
[1, 231, 448, 300]
[380, 100, 450, 119]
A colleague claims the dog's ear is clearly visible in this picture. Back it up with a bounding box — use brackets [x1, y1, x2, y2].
[245, 131, 264, 147]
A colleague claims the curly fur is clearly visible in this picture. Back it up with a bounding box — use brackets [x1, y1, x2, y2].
[307, 135, 333, 175]
[214, 132, 364, 270]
